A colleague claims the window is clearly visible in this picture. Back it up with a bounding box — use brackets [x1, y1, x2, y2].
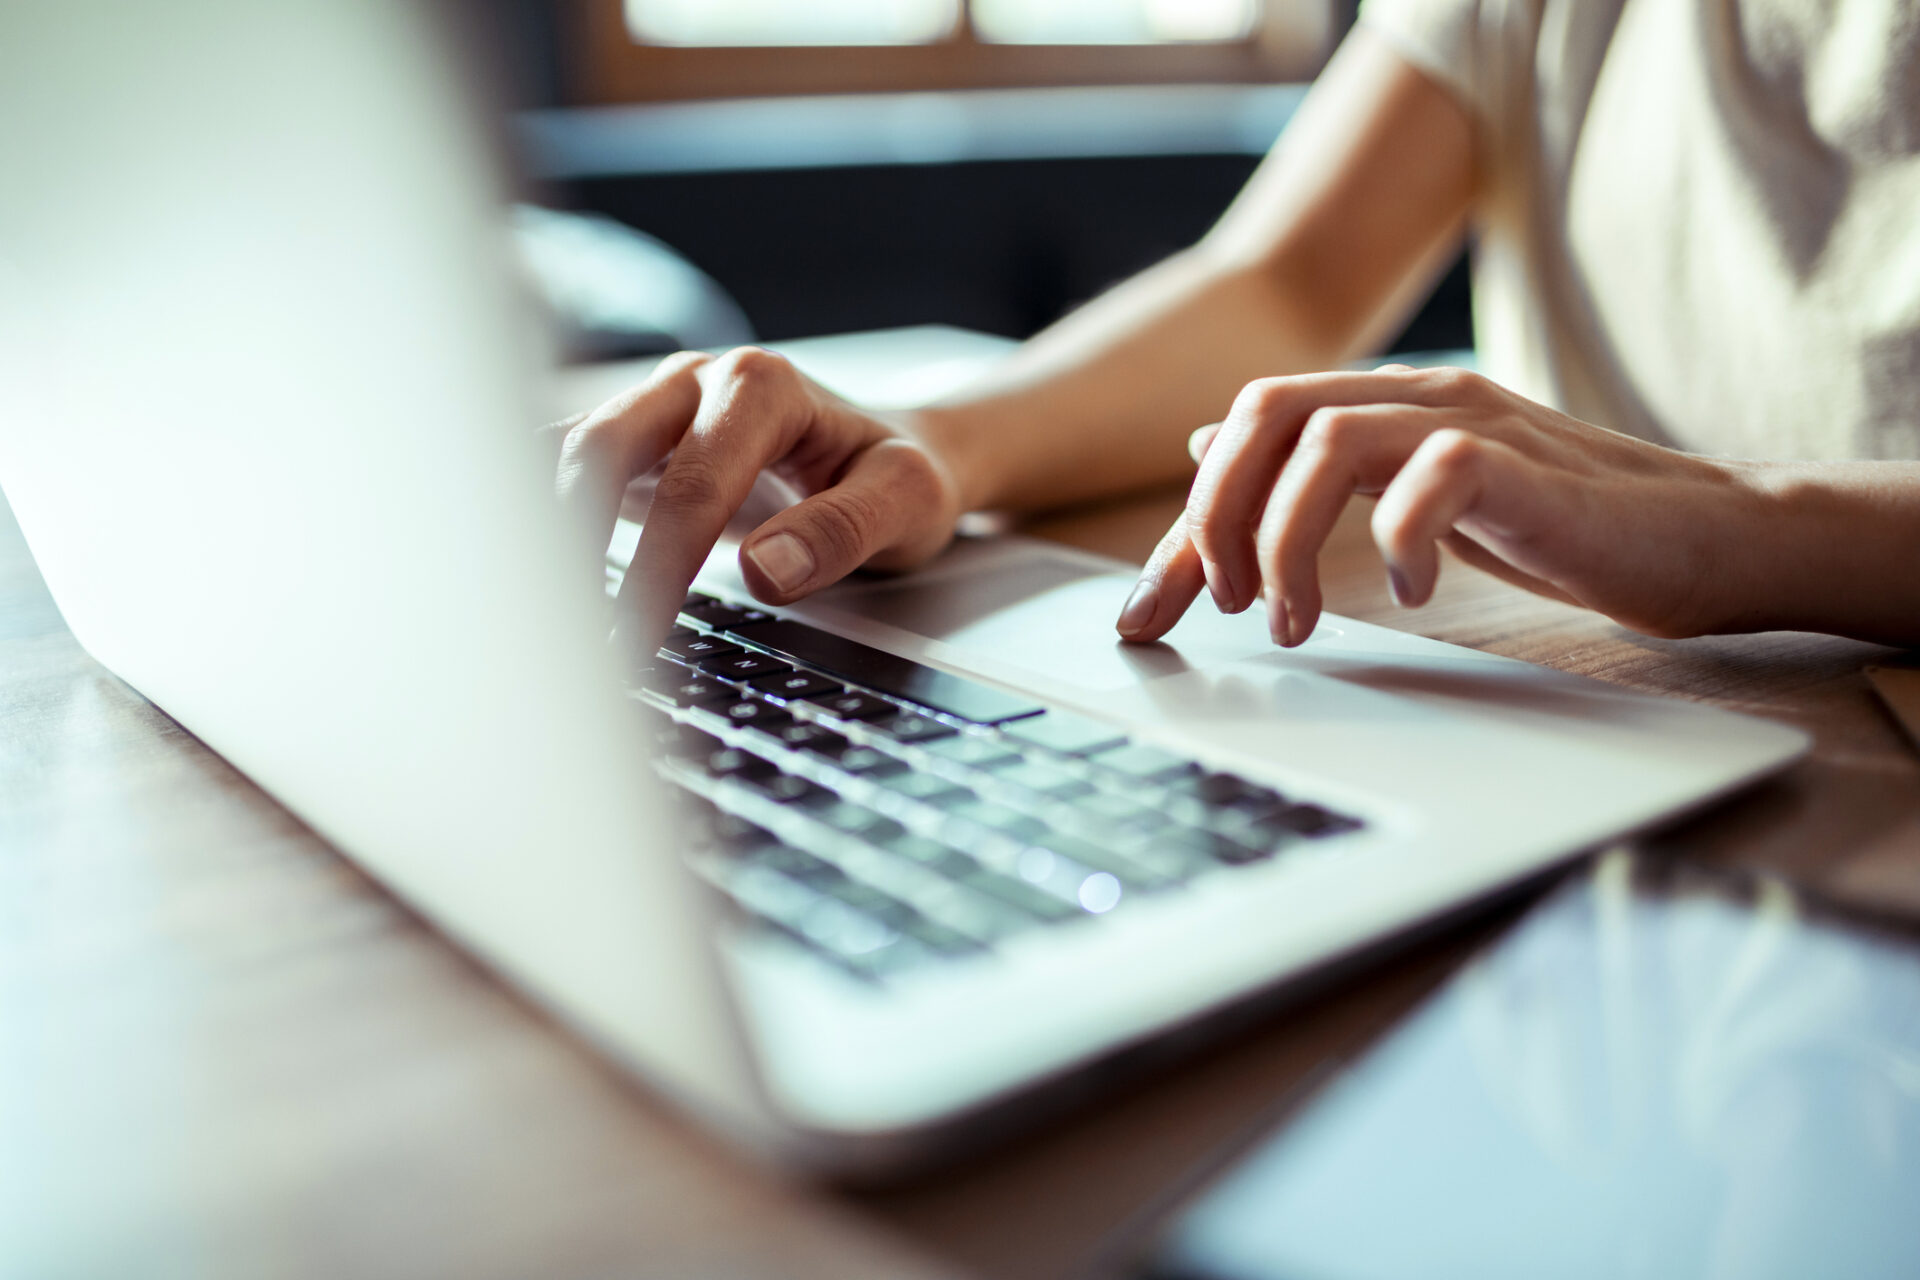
[628, 0, 959, 48]
[576, 0, 1332, 103]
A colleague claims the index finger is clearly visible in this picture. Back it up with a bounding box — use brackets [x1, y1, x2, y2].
[555, 351, 710, 560]
[616, 348, 813, 650]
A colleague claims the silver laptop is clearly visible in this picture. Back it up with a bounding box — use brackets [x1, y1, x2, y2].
[0, 3, 1807, 1178]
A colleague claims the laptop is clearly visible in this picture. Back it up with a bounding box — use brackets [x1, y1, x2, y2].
[0, 3, 1808, 1178]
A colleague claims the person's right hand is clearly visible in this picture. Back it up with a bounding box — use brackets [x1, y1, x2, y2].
[553, 347, 967, 655]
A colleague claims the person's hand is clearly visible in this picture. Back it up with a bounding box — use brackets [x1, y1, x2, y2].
[553, 347, 966, 651]
[1115, 365, 1771, 646]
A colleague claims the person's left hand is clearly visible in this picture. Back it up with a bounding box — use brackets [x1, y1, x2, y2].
[1114, 365, 1771, 646]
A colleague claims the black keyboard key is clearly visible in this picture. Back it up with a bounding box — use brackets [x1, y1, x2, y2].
[747, 844, 845, 886]
[806, 690, 898, 722]
[1089, 741, 1197, 783]
[1012, 846, 1127, 914]
[1033, 833, 1173, 889]
[878, 831, 979, 877]
[922, 734, 1021, 771]
[682, 597, 773, 629]
[748, 668, 843, 701]
[808, 799, 893, 836]
[660, 632, 746, 664]
[874, 771, 973, 806]
[774, 722, 849, 754]
[704, 746, 778, 782]
[1156, 826, 1270, 867]
[1265, 803, 1362, 838]
[960, 867, 1080, 921]
[870, 713, 957, 745]
[987, 759, 1094, 800]
[823, 880, 916, 927]
[940, 797, 1049, 843]
[1165, 771, 1252, 804]
[1162, 770, 1258, 823]
[743, 772, 833, 806]
[1220, 786, 1290, 824]
[645, 672, 738, 709]
[698, 651, 793, 681]
[657, 721, 724, 759]
[901, 916, 983, 956]
[724, 618, 1044, 725]
[713, 699, 795, 734]
[699, 811, 777, 855]
[1000, 711, 1127, 757]
[1068, 790, 1172, 831]
[823, 745, 909, 778]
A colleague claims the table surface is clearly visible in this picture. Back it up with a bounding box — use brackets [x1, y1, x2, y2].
[7, 345, 1920, 1280]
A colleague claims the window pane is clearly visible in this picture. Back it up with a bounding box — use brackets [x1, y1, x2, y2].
[627, 0, 959, 46]
[971, 0, 1259, 44]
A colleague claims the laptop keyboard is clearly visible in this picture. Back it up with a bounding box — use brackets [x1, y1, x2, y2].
[637, 591, 1365, 982]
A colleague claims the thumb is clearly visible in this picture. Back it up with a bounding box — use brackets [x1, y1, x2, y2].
[737, 440, 954, 603]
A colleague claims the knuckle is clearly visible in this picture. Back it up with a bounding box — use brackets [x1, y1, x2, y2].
[649, 456, 724, 510]
[808, 490, 880, 565]
[563, 410, 629, 466]
[1183, 483, 1227, 552]
[1232, 376, 1291, 423]
[713, 345, 792, 392]
[1425, 365, 1486, 400]
[1297, 406, 1362, 459]
[1422, 427, 1485, 477]
[654, 349, 712, 380]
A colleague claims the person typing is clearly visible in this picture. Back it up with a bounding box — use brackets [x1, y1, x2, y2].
[553, 1, 1920, 657]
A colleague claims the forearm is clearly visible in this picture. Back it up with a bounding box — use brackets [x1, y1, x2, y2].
[910, 247, 1342, 514]
[905, 28, 1474, 516]
[1732, 461, 1920, 644]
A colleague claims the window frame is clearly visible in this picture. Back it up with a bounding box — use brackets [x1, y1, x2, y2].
[569, 0, 1335, 104]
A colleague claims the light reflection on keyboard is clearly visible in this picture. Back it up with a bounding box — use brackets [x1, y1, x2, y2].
[637, 592, 1364, 982]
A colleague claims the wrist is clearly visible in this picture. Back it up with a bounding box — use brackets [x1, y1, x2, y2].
[1716, 460, 1885, 637]
[894, 404, 1002, 514]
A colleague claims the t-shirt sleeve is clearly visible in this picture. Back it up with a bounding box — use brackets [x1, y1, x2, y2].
[1357, 0, 1485, 114]
[1357, 0, 1531, 143]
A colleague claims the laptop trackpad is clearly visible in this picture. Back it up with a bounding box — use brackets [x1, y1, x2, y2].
[806, 536, 1301, 693]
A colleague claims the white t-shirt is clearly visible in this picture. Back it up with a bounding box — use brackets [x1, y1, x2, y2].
[1359, 0, 1920, 460]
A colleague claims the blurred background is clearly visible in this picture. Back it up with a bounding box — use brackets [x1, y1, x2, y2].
[495, 0, 1470, 361]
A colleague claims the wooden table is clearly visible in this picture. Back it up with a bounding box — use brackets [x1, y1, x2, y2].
[6, 450, 1918, 1279]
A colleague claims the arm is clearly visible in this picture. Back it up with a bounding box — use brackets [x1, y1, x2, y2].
[556, 28, 1474, 644]
[913, 28, 1474, 515]
[1739, 463, 1920, 644]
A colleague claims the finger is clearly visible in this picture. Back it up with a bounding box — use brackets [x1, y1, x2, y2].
[1187, 422, 1223, 465]
[1115, 511, 1208, 643]
[1255, 403, 1433, 645]
[736, 439, 953, 603]
[1186, 367, 1485, 616]
[555, 351, 710, 555]
[617, 348, 817, 644]
[537, 409, 590, 469]
[1369, 428, 1559, 607]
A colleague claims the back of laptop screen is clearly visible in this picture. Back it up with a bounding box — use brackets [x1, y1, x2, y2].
[0, 1, 771, 1133]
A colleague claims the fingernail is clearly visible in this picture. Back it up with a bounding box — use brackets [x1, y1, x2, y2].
[1201, 557, 1229, 611]
[1270, 597, 1291, 646]
[745, 532, 814, 595]
[1387, 566, 1411, 607]
[1116, 579, 1157, 637]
